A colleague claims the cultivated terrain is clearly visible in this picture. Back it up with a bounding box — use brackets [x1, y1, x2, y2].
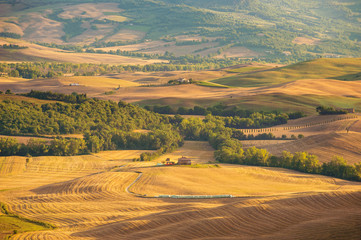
[1, 139, 361, 239]
[1, 0, 361, 239]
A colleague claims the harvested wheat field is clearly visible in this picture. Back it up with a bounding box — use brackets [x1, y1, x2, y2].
[0, 146, 360, 239]
[255, 78, 361, 98]
[56, 76, 140, 88]
[240, 114, 361, 138]
[157, 141, 215, 164]
[130, 165, 359, 196]
[0, 38, 165, 65]
[238, 114, 361, 163]
[262, 132, 361, 164]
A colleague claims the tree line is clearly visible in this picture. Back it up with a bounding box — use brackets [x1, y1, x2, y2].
[214, 137, 361, 182]
[145, 104, 304, 119]
[0, 91, 360, 182]
[0, 91, 183, 156]
[145, 104, 305, 129]
[0, 32, 21, 39]
[316, 106, 348, 115]
[0, 92, 167, 136]
[1, 44, 28, 49]
[0, 61, 247, 79]
[176, 115, 361, 181]
[0, 124, 182, 157]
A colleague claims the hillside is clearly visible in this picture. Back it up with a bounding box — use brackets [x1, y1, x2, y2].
[239, 115, 361, 164]
[1, 58, 361, 114]
[0, 1, 361, 239]
[0, 38, 166, 64]
[212, 58, 361, 87]
[0, 0, 360, 63]
[1, 143, 361, 239]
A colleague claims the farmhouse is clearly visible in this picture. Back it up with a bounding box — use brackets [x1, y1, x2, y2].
[178, 78, 189, 83]
[178, 156, 191, 165]
[164, 158, 175, 165]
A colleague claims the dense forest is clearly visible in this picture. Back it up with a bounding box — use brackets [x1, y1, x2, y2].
[0, 91, 183, 156]
[0, 91, 360, 181]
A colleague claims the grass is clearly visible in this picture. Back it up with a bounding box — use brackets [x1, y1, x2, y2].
[212, 58, 361, 87]
[0, 216, 48, 239]
[196, 81, 230, 88]
[0, 203, 54, 240]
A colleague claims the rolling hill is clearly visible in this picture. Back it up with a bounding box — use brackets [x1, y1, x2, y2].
[0, 0, 360, 63]
[0, 1, 361, 239]
[211, 58, 361, 87]
[1, 143, 361, 239]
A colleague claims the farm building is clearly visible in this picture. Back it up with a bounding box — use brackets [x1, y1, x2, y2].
[178, 78, 189, 83]
[178, 157, 191, 165]
[164, 158, 175, 165]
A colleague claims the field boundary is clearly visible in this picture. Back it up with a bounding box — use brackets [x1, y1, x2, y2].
[241, 115, 359, 134]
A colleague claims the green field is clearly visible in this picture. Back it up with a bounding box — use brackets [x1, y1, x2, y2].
[0, 203, 54, 239]
[211, 58, 361, 87]
[196, 81, 230, 88]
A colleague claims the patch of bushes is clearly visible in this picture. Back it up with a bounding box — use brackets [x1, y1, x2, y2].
[213, 134, 361, 181]
[316, 106, 347, 115]
[0, 32, 21, 39]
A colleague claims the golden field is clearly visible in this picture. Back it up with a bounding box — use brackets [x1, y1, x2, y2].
[0, 38, 166, 65]
[0, 142, 361, 239]
[239, 114, 361, 164]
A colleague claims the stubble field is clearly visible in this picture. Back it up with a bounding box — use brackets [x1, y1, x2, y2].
[1, 139, 361, 239]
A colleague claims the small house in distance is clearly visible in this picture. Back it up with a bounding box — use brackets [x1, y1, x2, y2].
[178, 78, 189, 83]
[164, 158, 175, 165]
[178, 156, 191, 165]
